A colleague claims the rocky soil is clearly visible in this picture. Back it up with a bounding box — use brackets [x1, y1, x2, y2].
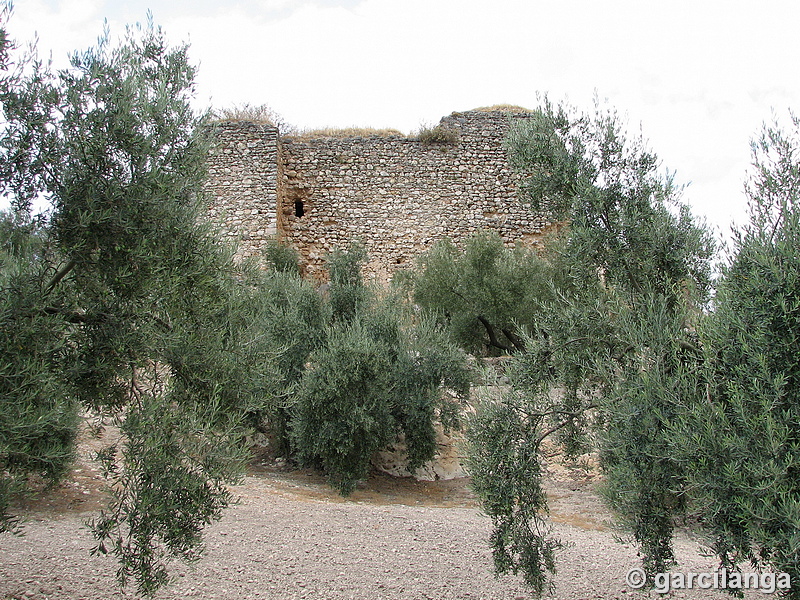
[1, 428, 766, 600]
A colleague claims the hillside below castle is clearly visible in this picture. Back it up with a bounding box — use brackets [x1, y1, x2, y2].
[204, 108, 552, 281]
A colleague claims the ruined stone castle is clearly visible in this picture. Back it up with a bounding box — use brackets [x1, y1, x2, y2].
[203, 108, 552, 281]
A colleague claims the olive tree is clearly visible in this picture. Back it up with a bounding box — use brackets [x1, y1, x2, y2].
[291, 245, 472, 496]
[410, 230, 552, 355]
[0, 211, 79, 534]
[0, 15, 278, 595]
[670, 114, 800, 598]
[465, 98, 715, 595]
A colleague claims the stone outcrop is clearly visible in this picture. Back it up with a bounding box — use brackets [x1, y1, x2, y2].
[373, 424, 467, 482]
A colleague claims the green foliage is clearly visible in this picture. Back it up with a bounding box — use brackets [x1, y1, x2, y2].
[466, 393, 561, 596]
[470, 100, 800, 600]
[0, 16, 267, 594]
[598, 293, 699, 576]
[327, 242, 369, 323]
[411, 230, 551, 355]
[89, 398, 245, 596]
[263, 237, 300, 274]
[291, 317, 396, 495]
[0, 10, 62, 214]
[243, 268, 327, 452]
[465, 98, 715, 593]
[255, 270, 327, 388]
[160, 261, 291, 424]
[291, 250, 472, 496]
[391, 315, 472, 470]
[0, 10, 473, 597]
[671, 114, 800, 598]
[508, 98, 714, 302]
[0, 212, 79, 533]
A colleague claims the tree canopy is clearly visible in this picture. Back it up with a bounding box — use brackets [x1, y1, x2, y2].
[0, 14, 277, 595]
[409, 230, 552, 355]
[669, 113, 800, 595]
[0, 16, 474, 595]
[463, 98, 717, 595]
[462, 99, 800, 599]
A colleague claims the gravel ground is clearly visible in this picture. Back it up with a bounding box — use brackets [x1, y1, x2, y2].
[0, 425, 770, 600]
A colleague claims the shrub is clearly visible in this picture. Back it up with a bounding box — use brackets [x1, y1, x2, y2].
[289, 246, 472, 495]
[410, 230, 551, 355]
[291, 318, 396, 495]
[327, 242, 370, 324]
[416, 123, 460, 146]
[263, 238, 300, 275]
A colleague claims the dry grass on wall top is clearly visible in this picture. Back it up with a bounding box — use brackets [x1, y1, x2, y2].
[209, 105, 533, 141]
[470, 104, 533, 113]
[286, 127, 406, 140]
[211, 103, 279, 124]
[287, 124, 460, 146]
[415, 124, 460, 146]
[210, 103, 298, 134]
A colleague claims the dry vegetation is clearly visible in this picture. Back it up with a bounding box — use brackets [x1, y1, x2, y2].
[471, 103, 533, 113]
[415, 123, 460, 146]
[211, 103, 281, 124]
[211, 103, 299, 134]
[286, 126, 406, 140]
[211, 103, 530, 144]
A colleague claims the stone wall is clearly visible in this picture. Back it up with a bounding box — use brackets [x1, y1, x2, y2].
[205, 110, 551, 280]
[204, 121, 279, 260]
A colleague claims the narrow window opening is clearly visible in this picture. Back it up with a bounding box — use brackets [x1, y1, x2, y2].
[294, 200, 305, 218]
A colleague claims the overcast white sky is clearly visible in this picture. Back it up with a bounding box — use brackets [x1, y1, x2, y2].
[8, 0, 800, 244]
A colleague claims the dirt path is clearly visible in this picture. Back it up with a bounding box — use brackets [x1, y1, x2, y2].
[1, 442, 764, 600]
